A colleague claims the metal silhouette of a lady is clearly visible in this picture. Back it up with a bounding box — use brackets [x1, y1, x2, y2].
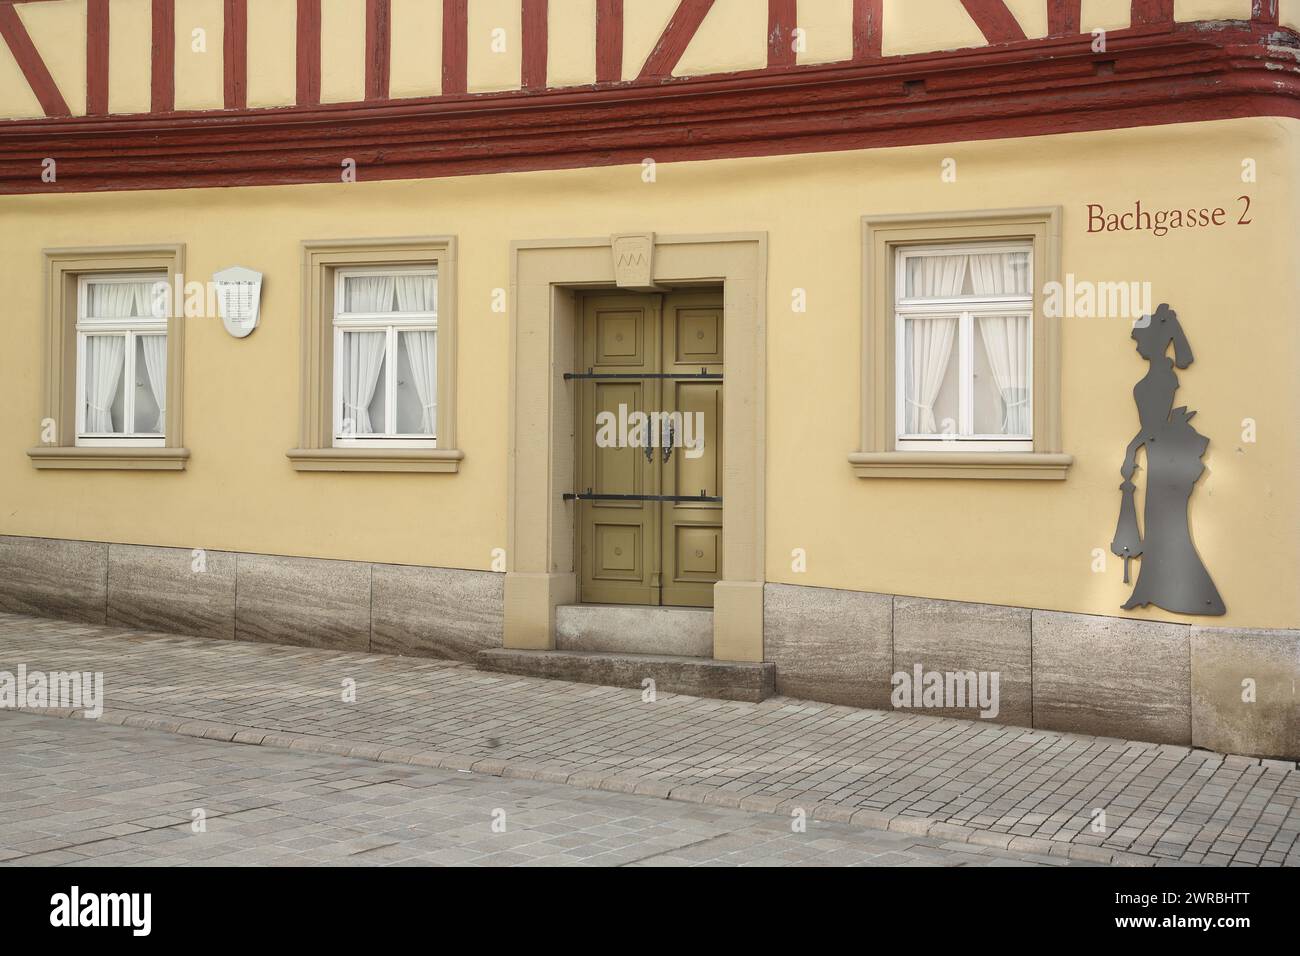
[1111, 304, 1225, 615]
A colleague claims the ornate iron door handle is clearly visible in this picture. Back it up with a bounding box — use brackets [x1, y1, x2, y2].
[662, 420, 675, 462]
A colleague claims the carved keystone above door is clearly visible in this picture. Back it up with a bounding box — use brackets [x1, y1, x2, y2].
[612, 233, 661, 291]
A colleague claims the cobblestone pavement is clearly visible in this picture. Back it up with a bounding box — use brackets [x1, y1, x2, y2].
[1, 612, 1296, 867]
[0, 712, 1073, 867]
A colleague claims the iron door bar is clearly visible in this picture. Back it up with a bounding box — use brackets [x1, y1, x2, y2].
[563, 492, 721, 504]
[564, 370, 722, 381]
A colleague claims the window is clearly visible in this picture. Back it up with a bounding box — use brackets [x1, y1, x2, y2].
[290, 237, 460, 473]
[30, 245, 187, 471]
[853, 208, 1070, 480]
[332, 268, 438, 448]
[894, 244, 1032, 451]
[75, 274, 169, 447]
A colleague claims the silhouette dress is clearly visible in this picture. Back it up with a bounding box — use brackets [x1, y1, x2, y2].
[1111, 305, 1224, 616]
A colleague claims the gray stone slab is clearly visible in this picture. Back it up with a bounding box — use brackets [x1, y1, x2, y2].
[1191, 627, 1299, 760]
[107, 544, 236, 640]
[0, 709, 1072, 867]
[476, 648, 775, 702]
[556, 604, 712, 657]
[892, 595, 1032, 726]
[234, 553, 371, 651]
[370, 563, 503, 660]
[1031, 610, 1190, 744]
[0, 536, 107, 624]
[2, 611, 1297, 866]
[763, 583, 893, 709]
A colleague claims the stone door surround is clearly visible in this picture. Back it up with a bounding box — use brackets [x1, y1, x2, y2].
[506, 233, 768, 662]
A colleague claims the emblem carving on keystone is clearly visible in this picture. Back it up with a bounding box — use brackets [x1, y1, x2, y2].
[611, 233, 657, 290]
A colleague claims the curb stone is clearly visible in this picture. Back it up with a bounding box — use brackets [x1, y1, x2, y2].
[737, 794, 785, 813]
[811, 804, 857, 824]
[632, 779, 676, 799]
[595, 775, 644, 795]
[888, 816, 934, 836]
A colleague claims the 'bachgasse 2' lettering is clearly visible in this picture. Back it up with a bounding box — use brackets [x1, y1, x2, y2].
[1087, 197, 1252, 237]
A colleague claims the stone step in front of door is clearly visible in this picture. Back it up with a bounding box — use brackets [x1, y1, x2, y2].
[555, 604, 713, 657]
[475, 648, 776, 703]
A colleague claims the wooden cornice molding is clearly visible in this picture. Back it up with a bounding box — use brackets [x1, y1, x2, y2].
[0, 22, 1296, 195]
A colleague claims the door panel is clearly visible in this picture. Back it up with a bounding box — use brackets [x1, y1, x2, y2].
[660, 292, 724, 608]
[579, 296, 660, 605]
[593, 308, 646, 366]
[673, 305, 723, 365]
[577, 290, 723, 608]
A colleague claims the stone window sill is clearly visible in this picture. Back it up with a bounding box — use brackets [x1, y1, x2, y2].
[849, 451, 1073, 480]
[28, 446, 191, 471]
[286, 448, 464, 473]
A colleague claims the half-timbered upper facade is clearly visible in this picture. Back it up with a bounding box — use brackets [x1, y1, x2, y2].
[0, 1, 1297, 190]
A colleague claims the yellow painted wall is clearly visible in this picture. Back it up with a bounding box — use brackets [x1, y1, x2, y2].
[467, 0, 521, 93]
[173, 0, 224, 111]
[1282, 0, 1300, 31]
[548, 0, 596, 88]
[108, 0, 152, 114]
[247, 0, 297, 109]
[18, 0, 87, 116]
[0, 23, 45, 119]
[622, 0, 677, 81]
[1003, 0, 1049, 38]
[884, 0, 988, 56]
[675, 0, 767, 77]
[320, 0, 366, 103]
[1175, 0, 1253, 20]
[1, 117, 1296, 632]
[391, 0, 442, 98]
[796, 0, 855, 66]
[1081, 0, 1132, 33]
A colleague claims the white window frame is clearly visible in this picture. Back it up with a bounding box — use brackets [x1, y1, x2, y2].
[893, 242, 1033, 452]
[332, 265, 438, 449]
[74, 273, 168, 448]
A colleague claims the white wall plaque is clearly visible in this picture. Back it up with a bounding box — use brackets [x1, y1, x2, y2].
[213, 266, 263, 338]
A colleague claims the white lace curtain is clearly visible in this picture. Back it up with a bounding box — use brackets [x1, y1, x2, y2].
[903, 256, 964, 434]
[345, 275, 396, 313]
[395, 276, 437, 434]
[345, 273, 435, 313]
[341, 331, 385, 435]
[340, 274, 436, 436]
[401, 332, 437, 435]
[970, 253, 1031, 435]
[903, 251, 1031, 436]
[394, 274, 435, 313]
[141, 336, 167, 433]
[84, 280, 161, 434]
[84, 336, 125, 433]
[968, 252, 1030, 297]
[87, 279, 155, 319]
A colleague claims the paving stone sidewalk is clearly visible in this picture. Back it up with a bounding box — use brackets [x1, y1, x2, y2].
[1, 711, 1068, 867]
[1, 612, 1296, 867]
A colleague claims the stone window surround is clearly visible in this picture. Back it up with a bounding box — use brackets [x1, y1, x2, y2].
[852, 207, 1073, 480]
[28, 244, 190, 471]
[506, 233, 768, 663]
[288, 236, 463, 473]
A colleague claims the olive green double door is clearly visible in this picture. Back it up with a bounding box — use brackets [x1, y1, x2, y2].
[577, 291, 723, 608]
